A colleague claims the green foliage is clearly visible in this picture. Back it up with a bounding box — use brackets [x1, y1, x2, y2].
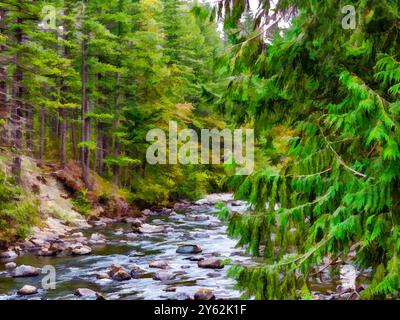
[0, 171, 39, 241]
[72, 189, 92, 216]
[218, 0, 400, 299]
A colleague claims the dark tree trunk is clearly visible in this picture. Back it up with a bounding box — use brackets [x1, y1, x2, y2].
[70, 110, 77, 160]
[11, 17, 23, 182]
[60, 108, 67, 166]
[25, 105, 33, 155]
[96, 123, 104, 175]
[80, 18, 91, 190]
[39, 106, 45, 160]
[112, 72, 121, 186]
[0, 8, 8, 146]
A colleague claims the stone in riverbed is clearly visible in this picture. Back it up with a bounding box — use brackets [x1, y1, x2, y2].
[137, 224, 165, 234]
[71, 245, 92, 256]
[36, 248, 57, 257]
[96, 272, 111, 280]
[75, 288, 97, 298]
[207, 272, 221, 278]
[13, 265, 40, 277]
[194, 288, 215, 300]
[18, 285, 38, 296]
[5, 262, 17, 269]
[197, 258, 224, 269]
[193, 232, 210, 239]
[71, 232, 84, 237]
[185, 214, 209, 222]
[185, 255, 204, 262]
[112, 270, 131, 281]
[130, 265, 146, 279]
[142, 209, 153, 216]
[0, 250, 18, 260]
[153, 271, 176, 281]
[89, 233, 106, 245]
[176, 244, 202, 254]
[164, 286, 177, 292]
[108, 264, 131, 281]
[149, 260, 169, 269]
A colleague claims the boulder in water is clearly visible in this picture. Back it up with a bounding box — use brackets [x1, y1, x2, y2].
[194, 288, 215, 300]
[198, 258, 224, 269]
[13, 265, 40, 277]
[71, 245, 92, 256]
[153, 271, 176, 281]
[75, 288, 97, 298]
[137, 224, 165, 234]
[108, 264, 131, 281]
[149, 260, 169, 269]
[18, 285, 38, 296]
[5, 262, 17, 269]
[176, 244, 202, 254]
[0, 250, 17, 260]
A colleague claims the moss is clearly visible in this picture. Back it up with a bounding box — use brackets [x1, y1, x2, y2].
[0, 170, 40, 242]
[71, 189, 92, 216]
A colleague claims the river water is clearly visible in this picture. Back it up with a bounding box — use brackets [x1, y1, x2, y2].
[0, 198, 257, 300]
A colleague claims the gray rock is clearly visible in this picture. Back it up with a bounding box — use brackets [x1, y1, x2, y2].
[137, 224, 165, 234]
[5, 262, 17, 269]
[153, 271, 176, 281]
[207, 272, 221, 278]
[164, 286, 177, 292]
[176, 244, 202, 254]
[193, 233, 210, 239]
[112, 270, 131, 281]
[0, 250, 17, 260]
[185, 214, 210, 222]
[194, 288, 215, 300]
[149, 260, 169, 269]
[18, 285, 38, 296]
[13, 265, 40, 277]
[71, 245, 92, 256]
[89, 233, 106, 245]
[186, 255, 204, 262]
[198, 258, 224, 269]
[75, 288, 97, 297]
[108, 264, 131, 281]
[96, 272, 111, 280]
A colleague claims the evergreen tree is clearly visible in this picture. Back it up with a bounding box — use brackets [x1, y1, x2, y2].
[218, 0, 400, 299]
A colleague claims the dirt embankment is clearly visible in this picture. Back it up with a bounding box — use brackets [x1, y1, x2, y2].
[1, 156, 141, 255]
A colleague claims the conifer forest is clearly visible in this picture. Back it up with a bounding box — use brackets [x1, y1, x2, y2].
[0, 0, 399, 302]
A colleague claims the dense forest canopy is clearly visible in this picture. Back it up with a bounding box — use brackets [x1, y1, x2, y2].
[0, 0, 400, 300]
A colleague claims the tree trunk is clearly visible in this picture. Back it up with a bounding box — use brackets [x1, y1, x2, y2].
[80, 19, 91, 190]
[39, 106, 45, 160]
[25, 105, 33, 155]
[0, 8, 8, 146]
[96, 123, 104, 175]
[70, 110, 77, 160]
[112, 72, 121, 186]
[60, 108, 67, 166]
[11, 17, 23, 182]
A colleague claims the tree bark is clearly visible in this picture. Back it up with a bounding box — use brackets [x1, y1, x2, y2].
[80, 14, 91, 190]
[11, 17, 23, 182]
[0, 8, 8, 146]
[39, 106, 45, 160]
[112, 72, 121, 186]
